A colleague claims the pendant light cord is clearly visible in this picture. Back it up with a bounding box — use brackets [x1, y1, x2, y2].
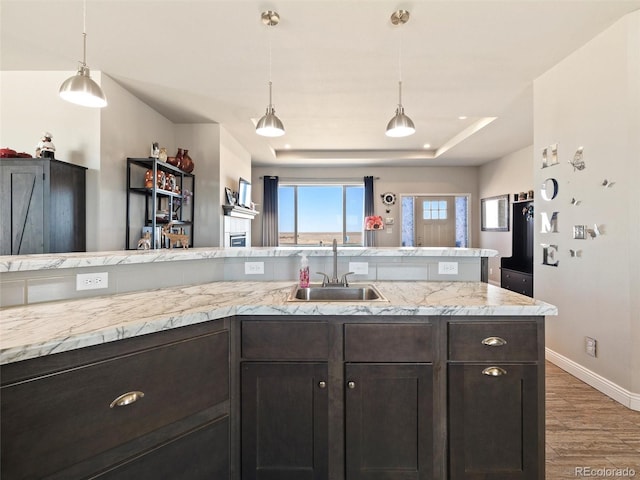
[82, 0, 87, 66]
[398, 26, 403, 107]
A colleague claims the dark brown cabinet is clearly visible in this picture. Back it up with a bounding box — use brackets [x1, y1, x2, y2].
[240, 320, 435, 480]
[447, 320, 543, 480]
[0, 320, 230, 479]
[448, 363, 539, 480]
[0, 158, 86, 255]
[345, 363, 433, 480]
[241, 362, 329, 480]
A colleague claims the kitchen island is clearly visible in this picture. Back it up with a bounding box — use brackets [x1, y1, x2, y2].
[0, 280, 555, 479]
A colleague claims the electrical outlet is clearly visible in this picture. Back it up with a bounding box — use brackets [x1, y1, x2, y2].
[438, 262, 459, 275]
[244, 262, 264, 275]
[585, 336, 597, 357]
[76, 272, 109, 291]
[349, 262, 369, 275]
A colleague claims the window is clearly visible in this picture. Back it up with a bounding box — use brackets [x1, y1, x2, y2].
[422, 200, 448, 220]
[278, 183, 364, 246]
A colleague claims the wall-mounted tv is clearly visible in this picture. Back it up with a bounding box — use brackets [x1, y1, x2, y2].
[238, 177, 252, 209]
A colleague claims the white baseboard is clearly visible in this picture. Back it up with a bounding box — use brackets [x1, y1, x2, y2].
[545, 348, 640, 412]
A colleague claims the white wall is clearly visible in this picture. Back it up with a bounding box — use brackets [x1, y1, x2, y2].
[175, 124, 221, 247]
[478, 145, 534, 285]
[534, 11, 640, 404]
[100, 75, 176, 251]
[219, 127, 252, 245]
[251, 165, 479, 248]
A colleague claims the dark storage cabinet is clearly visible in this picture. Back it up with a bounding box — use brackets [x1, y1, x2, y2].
[345, 363, 433, 480]
[501, 200, 534, 297]
[0, 158, 86, 255]
[447, 320, 543, 480]
[0, 320, 229, 479]
[241, 362, 329, 480]
[240, 319, 435, 480]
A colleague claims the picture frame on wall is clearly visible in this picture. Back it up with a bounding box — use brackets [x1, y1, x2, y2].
[225, 187, 235, 205]
[481, 194, 510, 232]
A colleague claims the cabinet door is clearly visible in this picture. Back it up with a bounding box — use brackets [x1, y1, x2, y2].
[95, 416, 229, 480]
[448, 363, 539, 480]
[345, 363, 433, 480]
[241, 362, 328, 480]
[0, 164, 44, 255]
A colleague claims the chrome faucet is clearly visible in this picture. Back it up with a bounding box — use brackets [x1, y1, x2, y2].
[317, 238, 354, 287]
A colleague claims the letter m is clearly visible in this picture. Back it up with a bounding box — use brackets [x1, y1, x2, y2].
[540, 212, 559, 233]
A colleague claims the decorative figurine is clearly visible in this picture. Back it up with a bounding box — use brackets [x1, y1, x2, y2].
[158, 147, 168, 162]
[35, 132, 56, 158]
[162, 223, 189, 248]
[151, 142, 160, 158]
[137, 231, 151, 250]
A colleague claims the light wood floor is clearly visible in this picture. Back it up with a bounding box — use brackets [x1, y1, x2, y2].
[546, 361, 640, 479]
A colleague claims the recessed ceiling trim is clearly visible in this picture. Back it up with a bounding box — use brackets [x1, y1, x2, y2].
[275, 149, 437, 161]
[435, 117, 497, 158]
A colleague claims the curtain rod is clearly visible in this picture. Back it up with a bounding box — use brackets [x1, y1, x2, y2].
[259, 176, 380, 181]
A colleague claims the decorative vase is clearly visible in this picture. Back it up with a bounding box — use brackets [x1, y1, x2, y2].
[175, 148, 184, 169]
[181, 149, 194, 173]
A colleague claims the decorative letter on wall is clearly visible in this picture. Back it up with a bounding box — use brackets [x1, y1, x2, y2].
[540, 178, 559, 201]
[542, 144, 559, 168]
[540, 212, 559, 233]
[541, 244, 559, 267]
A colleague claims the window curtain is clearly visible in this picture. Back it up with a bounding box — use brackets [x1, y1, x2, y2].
[364, 176, 375, 247]
[262, 176, 279, 246]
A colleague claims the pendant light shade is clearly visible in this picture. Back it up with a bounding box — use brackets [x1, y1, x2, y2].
[385, 10, 414, 138]
[256, 82, 285, 137]
[386, 81, 415, 137]
[59, 1, 107, 108]
[256, 11, 285, 137]
[59, 63, 107, 108]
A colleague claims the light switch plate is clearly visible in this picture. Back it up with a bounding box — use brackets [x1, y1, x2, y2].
[349, 262, 369, 275]
[438, 262, 459, 275]
[244, 262, 264, 275]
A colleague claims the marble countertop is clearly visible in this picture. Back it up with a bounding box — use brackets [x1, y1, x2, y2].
[0, 247, 498, 273]
[0, 280, 556, 365]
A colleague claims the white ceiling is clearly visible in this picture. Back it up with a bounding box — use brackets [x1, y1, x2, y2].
[2, 0, 639, 167]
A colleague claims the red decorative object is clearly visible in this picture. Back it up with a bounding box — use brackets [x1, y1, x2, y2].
[0, 148, 17, 158]
[181, 149, 194, 173]
[364, 215, 384, 230]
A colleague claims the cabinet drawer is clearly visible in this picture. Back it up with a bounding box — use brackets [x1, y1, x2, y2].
[345, 323, 433, 362]
[242, 321, 329, 360]
[449, 322, 538, 362]
[1, 330, 229, 479]
[501, 269, 533, 297]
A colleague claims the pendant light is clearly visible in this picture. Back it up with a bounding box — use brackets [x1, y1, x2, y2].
[256, 11, 285, 137]
[59, 0, 107, 108]
[386, 10, 415, 138]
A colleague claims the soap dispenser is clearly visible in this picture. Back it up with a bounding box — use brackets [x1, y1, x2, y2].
[299, 254, 310, 288]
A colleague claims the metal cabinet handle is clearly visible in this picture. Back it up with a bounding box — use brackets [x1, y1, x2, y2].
[481, 336, 507, 347]
[482, 366, 507, 377]
[347, 381, 356, 389]
[110, 391, 145, 408]
[318, 381, 327, 389]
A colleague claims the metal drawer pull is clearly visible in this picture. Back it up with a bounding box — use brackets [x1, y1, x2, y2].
[482, 366, 507, 377]
[347, 381, 356, 389]
[482, 336, 507, 347]
[318, 381, 327, 389]
[110, 391, 145, 408]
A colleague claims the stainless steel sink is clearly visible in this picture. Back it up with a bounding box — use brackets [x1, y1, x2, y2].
[287, 284, 388, 302]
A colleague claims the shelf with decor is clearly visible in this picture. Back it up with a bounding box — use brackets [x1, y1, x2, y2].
[126, 158, 195, 250]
